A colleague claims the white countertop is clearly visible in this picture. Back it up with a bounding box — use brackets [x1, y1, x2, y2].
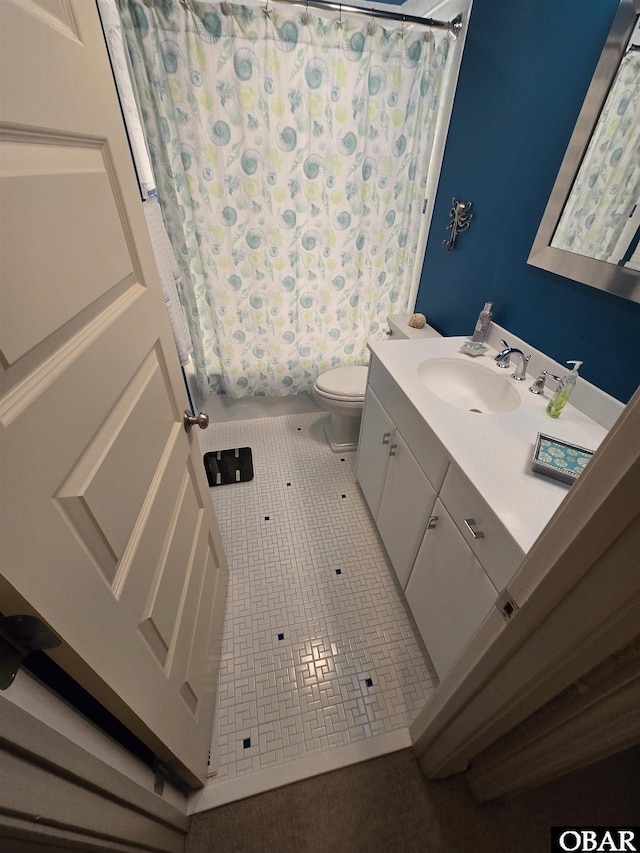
[368, 336, 611, 554]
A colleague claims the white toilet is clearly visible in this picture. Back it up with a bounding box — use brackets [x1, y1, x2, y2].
[313, 316, 443, 452]
[312, 365, 369, 452]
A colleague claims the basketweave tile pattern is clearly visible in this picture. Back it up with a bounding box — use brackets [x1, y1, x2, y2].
[199, 412, 438, 784]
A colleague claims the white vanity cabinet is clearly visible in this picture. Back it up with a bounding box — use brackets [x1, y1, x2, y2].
[377, 431, 438, 589]
[358, 389, 438, 588]
[405, 498, 498, 679]
[405, 463, 524, 679]
[356, 388, 396, 519]
[357, 360, 449, 588]
[357, 354, 525, 682]
[439, 465, 524, 592]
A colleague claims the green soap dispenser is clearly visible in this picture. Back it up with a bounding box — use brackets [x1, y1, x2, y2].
[546, 360, 582, 419]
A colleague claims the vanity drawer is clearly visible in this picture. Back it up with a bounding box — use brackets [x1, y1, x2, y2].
[439, 464, 524, 591]
[369, 356, 449, 492]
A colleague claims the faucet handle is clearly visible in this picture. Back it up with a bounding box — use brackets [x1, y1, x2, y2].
[529, 369, 561, 395]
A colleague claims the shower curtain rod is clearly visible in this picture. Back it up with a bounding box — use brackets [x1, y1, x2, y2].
[177, 0, 463, 37]
[266, 1, 462, 36]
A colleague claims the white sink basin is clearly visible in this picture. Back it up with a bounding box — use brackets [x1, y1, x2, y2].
[417, 357, 521, 414]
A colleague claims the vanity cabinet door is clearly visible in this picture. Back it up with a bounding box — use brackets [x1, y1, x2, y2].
[439, 465, 524, 591]
[406, 499, 498, 681]
[356, 388, 396, 518]
[377, 431, 437, 590]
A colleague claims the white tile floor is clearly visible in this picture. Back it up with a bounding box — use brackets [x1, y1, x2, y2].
[192, 408, 438, 811]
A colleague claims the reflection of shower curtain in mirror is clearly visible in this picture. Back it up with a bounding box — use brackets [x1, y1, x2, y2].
[119, 1, 450, 398]
[552, 50, 640, 264]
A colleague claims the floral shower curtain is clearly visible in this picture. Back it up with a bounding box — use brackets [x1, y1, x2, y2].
[119, 0, 450, 398]
[552, 49, 640, 262]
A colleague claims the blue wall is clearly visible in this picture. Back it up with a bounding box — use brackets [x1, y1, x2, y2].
[415, 0, 640, 403]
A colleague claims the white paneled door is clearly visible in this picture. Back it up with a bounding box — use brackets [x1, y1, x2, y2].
[0, 0, 228, 787]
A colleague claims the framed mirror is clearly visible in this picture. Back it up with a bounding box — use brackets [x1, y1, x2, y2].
[528, 0, 640, 304]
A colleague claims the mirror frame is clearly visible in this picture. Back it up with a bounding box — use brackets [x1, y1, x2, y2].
[528, 0, 640, 304]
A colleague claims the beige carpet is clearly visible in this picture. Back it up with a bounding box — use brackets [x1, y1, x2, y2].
[187, 747, 640, 853]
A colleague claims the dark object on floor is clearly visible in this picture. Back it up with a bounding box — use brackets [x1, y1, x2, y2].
[203, 447, 254, 487]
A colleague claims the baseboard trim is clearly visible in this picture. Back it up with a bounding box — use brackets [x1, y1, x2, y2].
[188, 727, 412, 814]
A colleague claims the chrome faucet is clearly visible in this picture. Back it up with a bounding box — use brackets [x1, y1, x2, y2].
[494, 339, 531, 381]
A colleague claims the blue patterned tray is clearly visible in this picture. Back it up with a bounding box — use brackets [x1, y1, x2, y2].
[531, 433, 594, 484]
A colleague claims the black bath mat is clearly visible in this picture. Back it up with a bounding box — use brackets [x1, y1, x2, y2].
[203, 448, 254, 487]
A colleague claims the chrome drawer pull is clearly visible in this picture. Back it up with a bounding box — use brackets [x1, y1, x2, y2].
[464, 518, 485, 539]
[382, 432, 391, 445]
[389, 443, 397, 457]
[427, 515, 438, 529]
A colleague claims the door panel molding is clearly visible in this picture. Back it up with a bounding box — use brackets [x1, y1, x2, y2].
[0, 0, 228, 788]
[0, 282, 144, 425]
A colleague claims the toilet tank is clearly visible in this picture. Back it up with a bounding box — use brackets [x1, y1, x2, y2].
[387, 314, 442, 341]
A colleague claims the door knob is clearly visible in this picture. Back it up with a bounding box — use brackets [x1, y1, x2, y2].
[183, 410, 209, 433]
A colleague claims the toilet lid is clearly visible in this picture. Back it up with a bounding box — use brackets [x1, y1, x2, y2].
[315, 365, 368, 400]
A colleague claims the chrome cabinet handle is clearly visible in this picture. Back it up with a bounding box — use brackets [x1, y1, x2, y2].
[183, 410, 209, 433]
[427, 515, 438, 529]
[464, 518, 485, 539]
[382, 432, 391, 445]
[389, 443, 397, 457]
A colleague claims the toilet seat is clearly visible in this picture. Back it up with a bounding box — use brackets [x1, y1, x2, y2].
[314, 366, 367, 401]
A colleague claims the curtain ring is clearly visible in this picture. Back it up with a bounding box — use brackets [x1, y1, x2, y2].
[399, 14, 406, 39]
[302, 0, 311, 26]
[367, 7, 376, 35]
[263, 0, 272, 20]
[336, 2, 343, 30]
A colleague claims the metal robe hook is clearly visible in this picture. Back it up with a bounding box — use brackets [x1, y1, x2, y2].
[443, 198, 473, 251]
